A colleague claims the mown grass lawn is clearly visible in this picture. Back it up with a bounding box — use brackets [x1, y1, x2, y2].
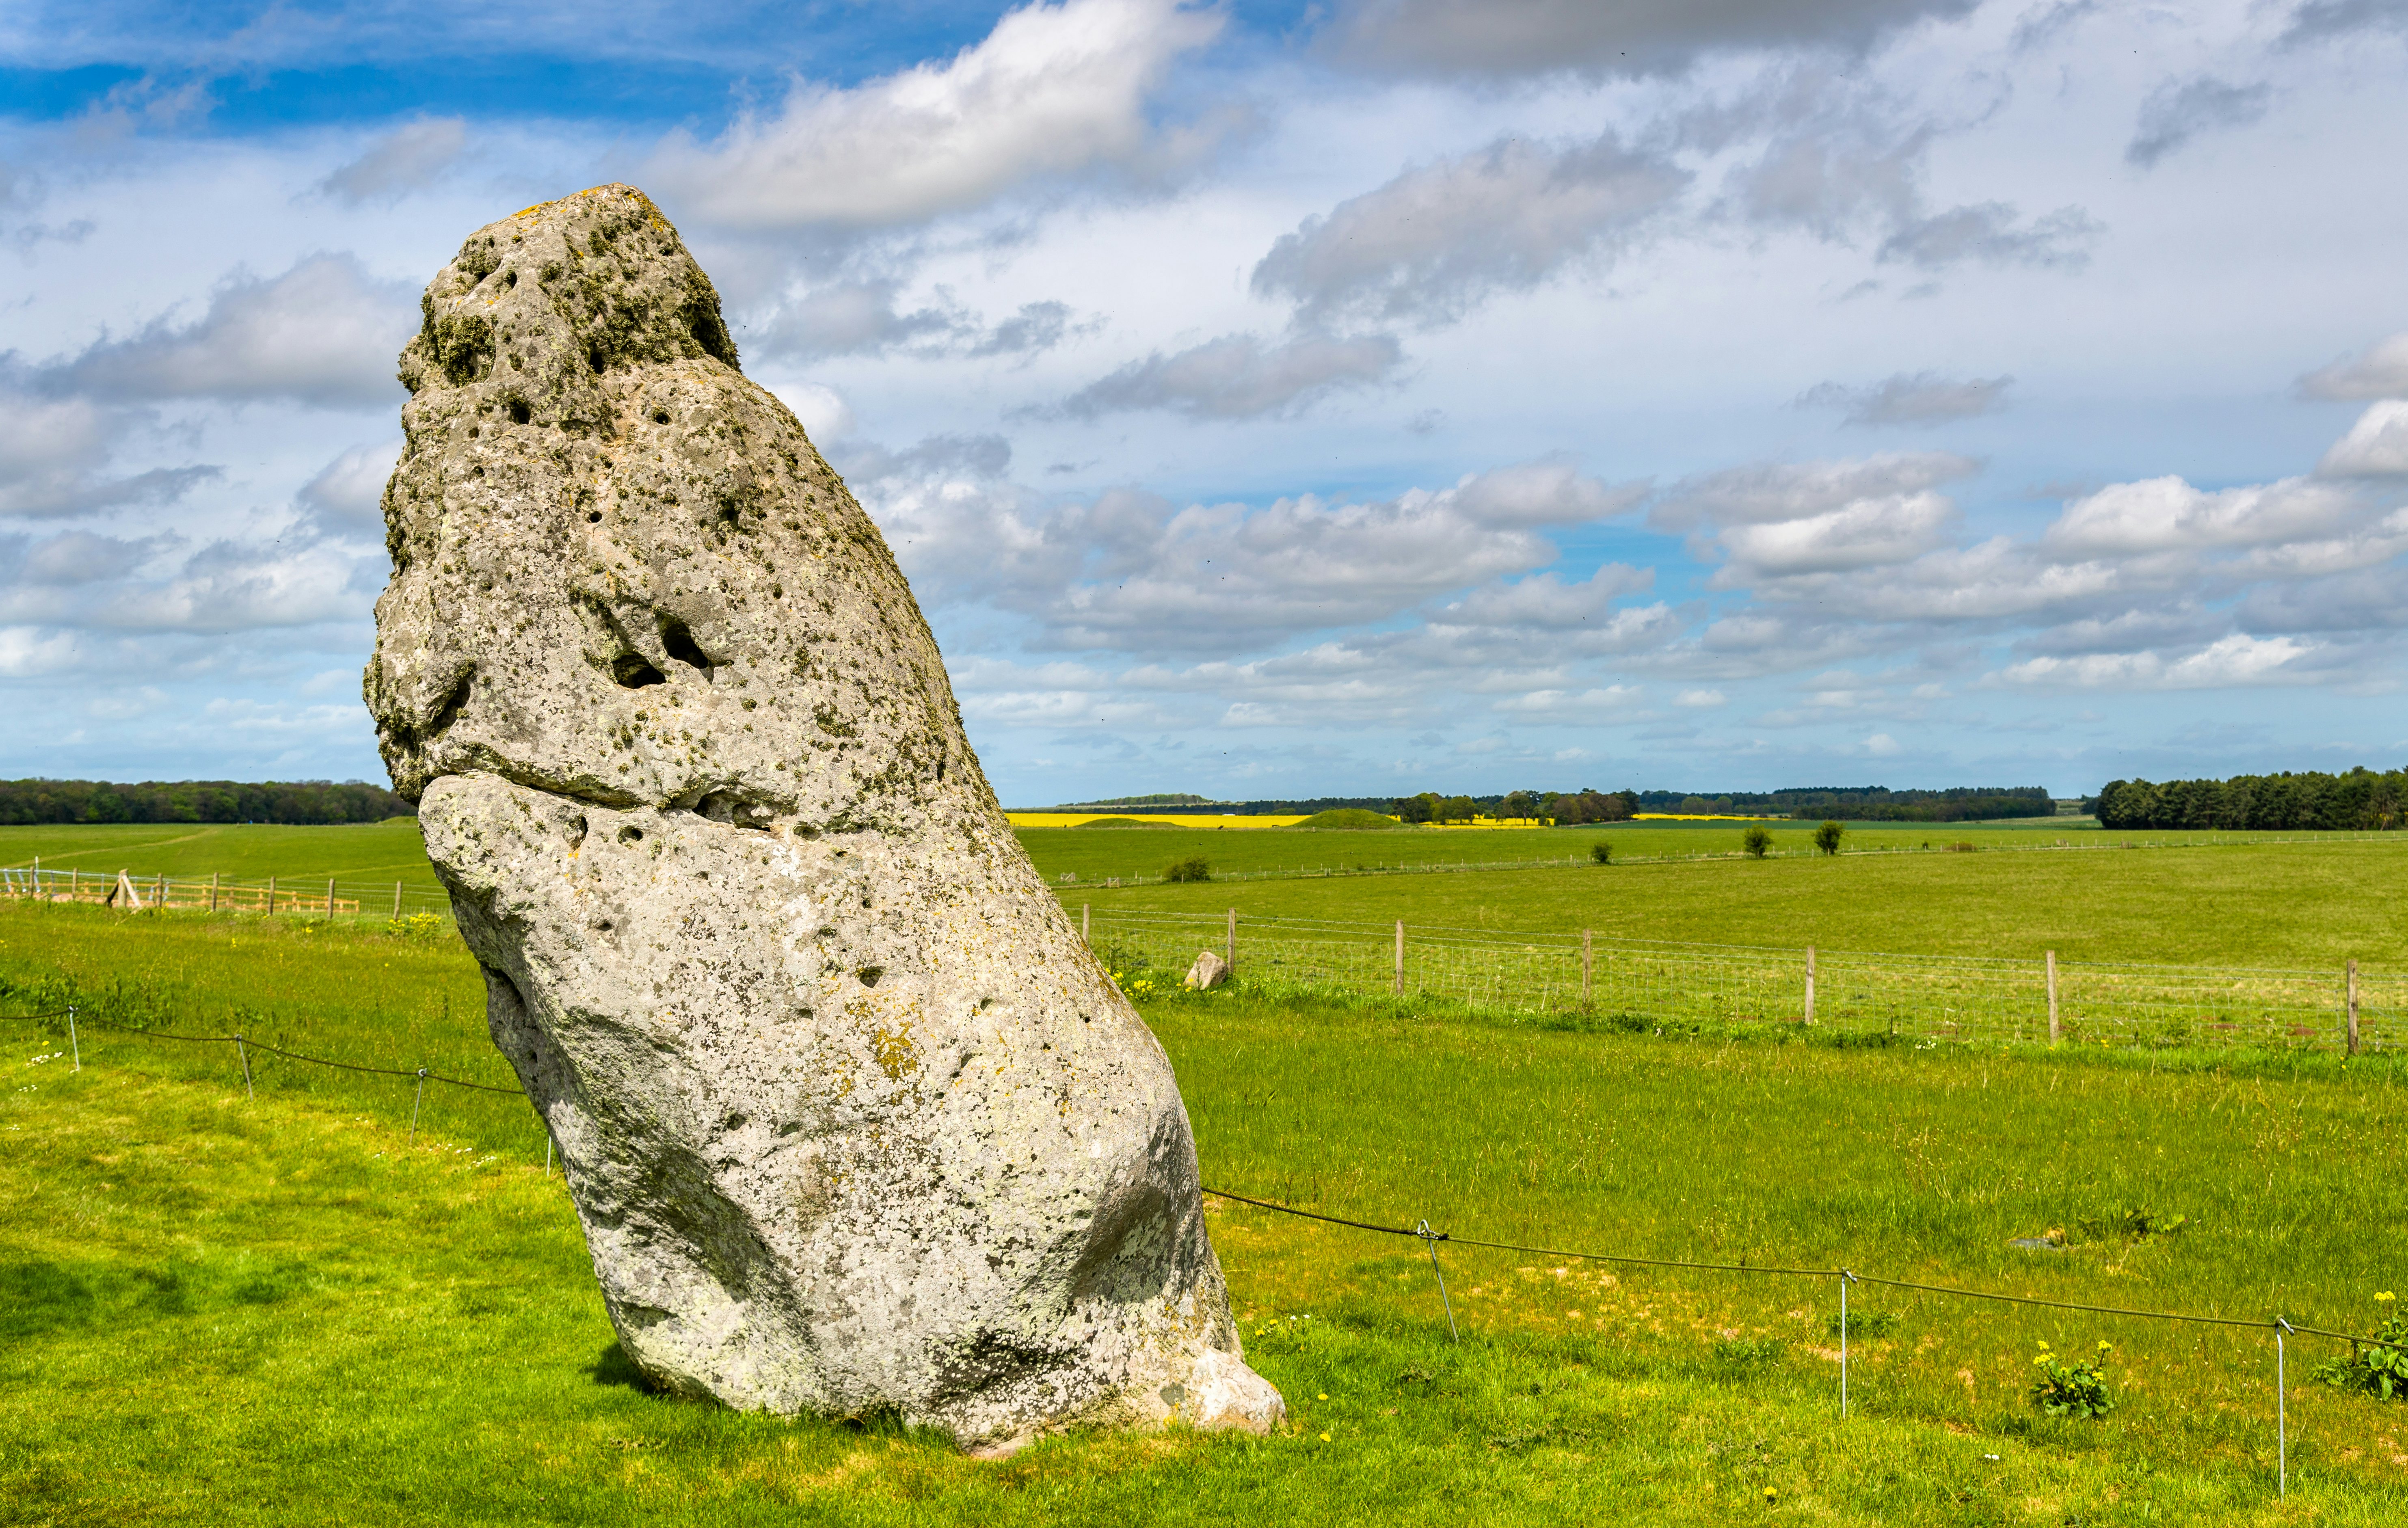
[2, 903, 2403, 1522]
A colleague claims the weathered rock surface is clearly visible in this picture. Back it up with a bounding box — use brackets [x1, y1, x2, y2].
[365, 184, 1281, 1453]
[1182, 951, 1230, 990]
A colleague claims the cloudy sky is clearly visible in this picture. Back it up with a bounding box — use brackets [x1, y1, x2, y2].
[4, 0, 2405, 804]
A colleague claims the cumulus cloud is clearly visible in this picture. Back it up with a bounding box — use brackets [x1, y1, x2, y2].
[1059, 332, 1403, 420]
[2282, 0, 2408, 47]
[2298, 333, 2408, 400]
[1651, 451, 1976, 530]
[58, 255, 413, 408]
[1675, 687, 1728, 707]
[2126, 76, 2272, 169]
[857, 448, 1638, 656]
[1430, 561, 1654, 629]
[757, 282, 1089, 363]
[2045, 475, 2366, 555]
[318, 118, 469, 203]
[0, 377, 218, 519]
[1876, 201, 2100, 270]
[1994, 633, 2320, 689]
[1252, 134, 1689, 328]
[1319, 0, 1980, 78]
[2316, 400, 2408, 477]
[298, 440, 402, 534]
[1797, 371, 2011, 425]
[648, 0, 1221, 233]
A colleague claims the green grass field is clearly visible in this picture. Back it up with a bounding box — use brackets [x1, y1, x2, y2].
[1083, 835, 2408, 969]
[2, 900, 2404, 1523]
[0, 819, 443, 891]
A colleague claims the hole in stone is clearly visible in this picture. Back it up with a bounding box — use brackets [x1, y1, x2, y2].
[587, 510, 602, 523]
[652, 409, 671, 425]
[426, 668, 474, 738]
[612, 652, 666, 688]
[618, 825, 644, 844]
[694, 791, 771, 830]
[503, 270, 518, 288]
[588, 346, 607, 374]
[508, 398, 531, 425]
[857, 966, 884, 988]
[659, 617, 712, 673]
[565, 814, 588, 849]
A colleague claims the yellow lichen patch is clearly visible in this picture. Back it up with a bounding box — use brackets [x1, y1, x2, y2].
[872, 1025, 920, 1081]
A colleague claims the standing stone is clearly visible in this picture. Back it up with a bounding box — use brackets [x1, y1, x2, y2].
[365, 185, 1281, 1453]
[1183, 951, 1230, 990]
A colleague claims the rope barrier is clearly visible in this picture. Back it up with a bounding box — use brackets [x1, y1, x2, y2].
[8, 1007, 2391, 1345]
[1202, 1187, 2389, 1348]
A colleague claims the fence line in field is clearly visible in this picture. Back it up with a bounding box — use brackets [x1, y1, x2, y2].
[1080, 905, 2399, 1056]
[1046, 827, 2408, 890]
[0, 863, 451, 921]
[0, 1002, 2386, 1502]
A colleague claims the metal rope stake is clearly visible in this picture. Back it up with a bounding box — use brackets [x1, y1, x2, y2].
[235, 1033, 254, 1099]
[2276, 1316, 2291, 1499]
[67, 1005, 80, 1072]
[1415, 1219, 1459, 1342]
[410, 1068, 428, 1141]
[1840, 1269, 1857, 1418]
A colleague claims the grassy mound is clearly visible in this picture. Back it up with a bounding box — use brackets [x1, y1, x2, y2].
[1287, 809, 1405, 830]
[1073, 816, 1180, 829]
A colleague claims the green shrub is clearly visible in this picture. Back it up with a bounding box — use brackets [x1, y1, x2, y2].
[1742, 826, 1772, 858]
[1814, 820, 1845, 856]
[2313, 1295, 2406, 1400]
[1163, 856, 1213, 883]
[2030, 1340, 2115, 1418]
[1590, 841, 1613, 864]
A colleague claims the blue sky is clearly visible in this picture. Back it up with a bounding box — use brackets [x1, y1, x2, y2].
[3, 0, 2406, 804]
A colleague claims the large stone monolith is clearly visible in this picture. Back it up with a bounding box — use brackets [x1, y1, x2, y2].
[364, 184, 1282, 1454]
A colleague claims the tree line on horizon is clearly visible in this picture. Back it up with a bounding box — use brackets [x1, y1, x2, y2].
[2091, 768, 2406, 831]
[0, 778, 413, 826]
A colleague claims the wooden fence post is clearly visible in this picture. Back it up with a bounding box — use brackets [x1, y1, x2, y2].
[393, 881, 403, 917]
[1081, 903, 1090, 943]
[1225, 909, 1236, 976]
[326, 877, 335, 917]
[2047, 950, 2061, 1046]
[1804, 946, 1816, 1025]
[1394, 921, 1405, 998]
[266, 875, 277, 915]
[2347, 959, 2359, 1057]
[209, 872, 220, 912]
[1581, 929, 1594, 1013]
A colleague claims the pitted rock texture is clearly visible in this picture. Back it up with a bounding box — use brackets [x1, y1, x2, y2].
[365, 184, 1282, 1453]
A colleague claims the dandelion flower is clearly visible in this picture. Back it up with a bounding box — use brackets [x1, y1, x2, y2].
[1319, 1432, 1330, 1442]
[1764, 1486, 1779, 1503]
[2378, 1291, 2397, 1302]
[1317, 1393, 1328, 1401]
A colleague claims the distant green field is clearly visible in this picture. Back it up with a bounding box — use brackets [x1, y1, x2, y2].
[0, 819, 440, 889]
[2, 905, 2402, 1523]
[1078, 835, 2408, 970]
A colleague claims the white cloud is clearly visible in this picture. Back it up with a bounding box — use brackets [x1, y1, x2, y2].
[298, 440, 401, 534]
[1796, 371, 2011, 426]
[1675, 687, 1728, 707]
[2316, 399, 2408, 477]
[2045, 475, 2365, 555]
[1865, 731, 1902, 755]
[648, 0, 1221, 233]
[1491, 684, 1643, 718]
[2298, 333, 2408, 400]
[1319, 0, 1980, 78]
[1060, 331, 1403, 419]
[1993, 633, 2319, 689]
[1251, 133, 1690, 327]
[2126, 76, 2272, 169]
[317, 118, 469, 203]
[58, 255, 413, 408]
[1651, 452, 1976, 530]
[1433, 562, 1654, 629]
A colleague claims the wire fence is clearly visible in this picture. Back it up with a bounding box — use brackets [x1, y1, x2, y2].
[0, 864, 452, 921]
[1080, 906, 2401, 1055]
[4, 1003, 2395, 1498]
[1044, 827, 2408, 890]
